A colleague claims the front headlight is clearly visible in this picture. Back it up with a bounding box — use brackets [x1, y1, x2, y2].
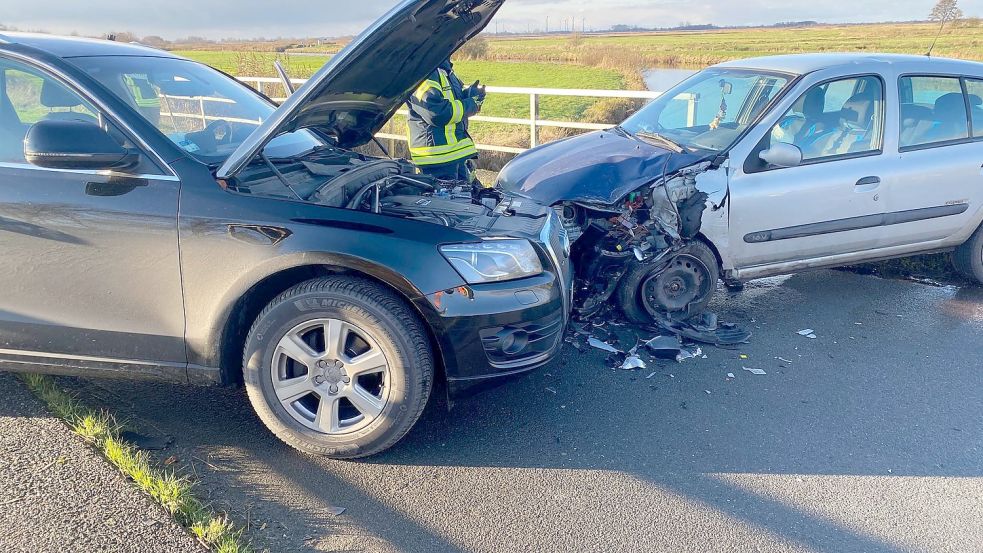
[440, 239, 544, 284]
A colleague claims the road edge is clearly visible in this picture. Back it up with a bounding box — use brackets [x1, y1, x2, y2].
[18, 373, 252, 553]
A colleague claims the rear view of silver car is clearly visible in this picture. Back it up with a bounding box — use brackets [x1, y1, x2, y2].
[499, 53, 983, 326]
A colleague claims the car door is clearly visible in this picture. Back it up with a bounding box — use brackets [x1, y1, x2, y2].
[0, 56, 186, 375]
[880, 74, 983, 248]
[726, 74, 894, 270]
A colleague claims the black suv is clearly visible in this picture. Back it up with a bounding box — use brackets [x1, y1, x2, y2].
[0, 0, 570, 458]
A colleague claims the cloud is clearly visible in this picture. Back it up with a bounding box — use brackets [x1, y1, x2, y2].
[1, 0, 981, 39]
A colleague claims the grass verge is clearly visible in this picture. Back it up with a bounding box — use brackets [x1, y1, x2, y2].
[18, 373, 250, 553]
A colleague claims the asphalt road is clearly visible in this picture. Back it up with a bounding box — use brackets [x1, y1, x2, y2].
[0, 373, 205, 553]
[67, 269, 983, 553]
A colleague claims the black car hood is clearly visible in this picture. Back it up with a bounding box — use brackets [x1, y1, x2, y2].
[496, 129, 707, 206]
[218, 0, 504, 179]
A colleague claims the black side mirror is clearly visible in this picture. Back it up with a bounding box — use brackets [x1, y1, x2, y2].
[25, 120, 139, 170]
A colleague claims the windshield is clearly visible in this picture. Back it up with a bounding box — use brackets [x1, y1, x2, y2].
[70, 55, 324, 164]
[621, 68, 792, 153]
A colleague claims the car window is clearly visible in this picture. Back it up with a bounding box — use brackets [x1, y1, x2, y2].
[0, 59, 101, 163]
[965, 79, 983, 138]
[899, 76, 969, 149]
[620, 68, 790, 154]
[770, 75, 884, 161]
[72, 56, 324, 164]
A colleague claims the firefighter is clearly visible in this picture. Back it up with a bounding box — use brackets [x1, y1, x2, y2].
[405, 58, 486, 185]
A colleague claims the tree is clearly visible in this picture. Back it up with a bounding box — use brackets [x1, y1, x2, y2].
[927, 0, 963, 55]
[930, 0, 963, 22]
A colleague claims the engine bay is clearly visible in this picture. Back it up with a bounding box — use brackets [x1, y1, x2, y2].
[224, 145, 562, 247]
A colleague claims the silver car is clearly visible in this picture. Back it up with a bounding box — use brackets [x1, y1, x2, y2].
[500, 53, 983, 324]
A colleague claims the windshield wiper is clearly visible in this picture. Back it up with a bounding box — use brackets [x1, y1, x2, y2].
[631, 130, 690, 154]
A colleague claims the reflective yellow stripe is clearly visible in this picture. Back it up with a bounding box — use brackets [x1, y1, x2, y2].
[409, 138, 476, 157]
[411, 143, 479, 166]
[414, 79, 442, 100]
[438, 70, 457, 147]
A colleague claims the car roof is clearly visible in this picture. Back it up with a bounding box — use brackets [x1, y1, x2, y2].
[0, 31, 179, 59]
[714, 53, 983, 77]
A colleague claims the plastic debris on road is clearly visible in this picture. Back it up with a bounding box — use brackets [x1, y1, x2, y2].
[675, 346, 703, 362]
[588, 337, 621, 354]
[743, 367, 766, 375]
[797, 329, 817, 339]
[620, 355, 647, 370]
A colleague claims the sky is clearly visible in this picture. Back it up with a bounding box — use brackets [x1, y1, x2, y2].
[0, 0, 981, 40]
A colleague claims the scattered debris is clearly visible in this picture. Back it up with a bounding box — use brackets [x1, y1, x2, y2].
[163, 455, 178, 466]
[646, 372, 657, 379]
[743, 367, 766, 375]
[704, 390, 712, 395]
[327, 506, 346, 516]
[588, 337, 621, 354]
[675, 346, 703, 362]
[619, 355, 647, 370]
[739, 354, 749, 360]
[776, 356, 793, 365]
[726, 373, 735, 379]
[797, 329, 817, 339]
[645, 335, 683, 359]
[650, 315, 751, 346]
[545, 387, 557, 394]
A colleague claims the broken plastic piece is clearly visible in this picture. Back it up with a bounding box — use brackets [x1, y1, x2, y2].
[776, 356, 792, 364]
[645, 334, 683, 359]
[620, 355, 647, 370]
[797, 329, 817, 339]
[588, 337, 621, 354]
[646, 372, 657, 379]
[651, 316, 751, 346]
[727, 372, 735, 379]
[743, 367, 766, 375]
[676, 346, 703, 362]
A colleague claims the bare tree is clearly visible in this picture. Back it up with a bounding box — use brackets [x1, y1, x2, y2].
[930, 0, 963, 22]
[927, 0, 963, 55]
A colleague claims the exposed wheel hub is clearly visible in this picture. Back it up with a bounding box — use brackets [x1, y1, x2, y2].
[641, 254, 712, 317]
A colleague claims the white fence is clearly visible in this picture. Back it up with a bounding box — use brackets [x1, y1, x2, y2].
[236, 76, 670, 154]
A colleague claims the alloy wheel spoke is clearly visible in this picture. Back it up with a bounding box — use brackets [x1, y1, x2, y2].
[346, 385, 385, 418]
[345, 348, 386, 377]
[274, 375, 314, 403]
[323, 319, 347, 360]
[278, 333, 319, 369]
[314, 396, 341, 433]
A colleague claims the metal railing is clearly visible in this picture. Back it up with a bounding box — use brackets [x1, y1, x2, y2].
[236, 76, 672, 154]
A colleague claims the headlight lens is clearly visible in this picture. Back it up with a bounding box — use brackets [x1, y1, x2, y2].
[440, 239, 544, 284]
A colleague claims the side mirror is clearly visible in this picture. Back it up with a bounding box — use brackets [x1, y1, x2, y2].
[759, 142, 802, 168]
[25, 120, 139, 170]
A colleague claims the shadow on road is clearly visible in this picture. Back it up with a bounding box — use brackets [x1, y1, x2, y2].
[55, 270, 983, 551]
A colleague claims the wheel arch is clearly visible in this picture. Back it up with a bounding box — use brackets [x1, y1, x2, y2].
[210, 258, 445, 387]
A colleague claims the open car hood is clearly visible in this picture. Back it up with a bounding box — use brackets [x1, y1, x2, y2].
[217, 0, 504, 179]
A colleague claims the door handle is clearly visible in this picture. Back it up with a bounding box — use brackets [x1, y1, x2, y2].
[856, 176, 881, 186]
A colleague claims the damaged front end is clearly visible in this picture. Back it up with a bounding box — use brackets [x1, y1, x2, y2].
[496, 127, 723, 325]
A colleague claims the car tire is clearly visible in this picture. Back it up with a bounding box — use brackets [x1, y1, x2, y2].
[242, 276, 433, 459]
[953, 224, 983, 284]
[617, 241, 720, 324]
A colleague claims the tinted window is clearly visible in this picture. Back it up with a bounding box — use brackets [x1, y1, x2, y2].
[0, 58, 100, 163]
[899, 76, 969, 148]
[770, 75, 884, 161]
[965, 79, 983, 138]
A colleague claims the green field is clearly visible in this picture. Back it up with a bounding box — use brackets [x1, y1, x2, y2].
[482, 21, 983, 68]
[176, 50, 629, 128]
[174, 20, 983, 152]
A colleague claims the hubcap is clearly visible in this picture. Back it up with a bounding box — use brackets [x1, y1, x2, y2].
[641, 254, 712, 317]
[271, 318, 390, 435]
